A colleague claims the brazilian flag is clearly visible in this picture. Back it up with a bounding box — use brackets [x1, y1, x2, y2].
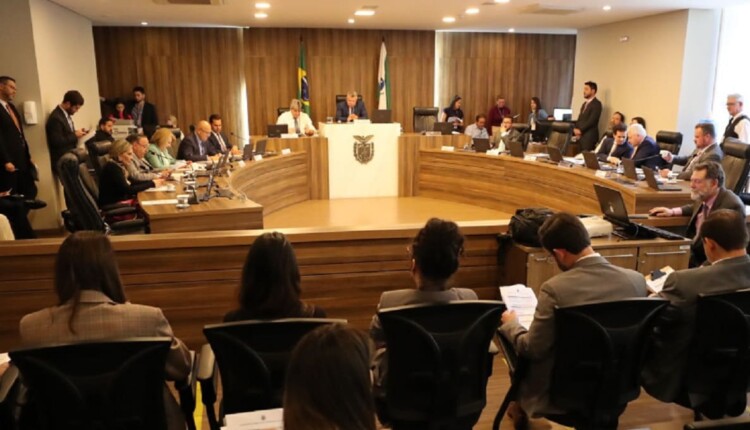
[298, 41, 310, 115]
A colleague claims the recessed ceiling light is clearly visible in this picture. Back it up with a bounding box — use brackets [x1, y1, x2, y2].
[508, 28, 515, 32]
[141, 21, 148, 26]
[603, 5, 612, 11]
[443, 16, 456, 23]
[354, 9, 375, 16]
[348, 18, 355, 24]
[494, 0, 510, 3]
[254, 12, 268, 18]
[466, 7, 480, 14]
[255, 2, 270, 9]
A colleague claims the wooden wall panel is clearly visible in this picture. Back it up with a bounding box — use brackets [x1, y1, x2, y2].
[93, 27, 245, 140]
[244, 29, 435, 135]
[436, 32, 576, 127]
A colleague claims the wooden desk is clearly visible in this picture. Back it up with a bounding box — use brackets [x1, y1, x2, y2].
[400, 142, 693, 215]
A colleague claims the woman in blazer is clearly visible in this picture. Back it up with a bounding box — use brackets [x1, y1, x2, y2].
[98, 139, 161, 206]
[147, 128, 178, 170]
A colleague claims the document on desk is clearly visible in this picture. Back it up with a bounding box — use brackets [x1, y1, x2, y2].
[645, 266, 674, 294]
[140, 199, 179, 206]
[144, 186, 170, 192]
[499, 284, 538, 330]
[223, 408, 283, 429]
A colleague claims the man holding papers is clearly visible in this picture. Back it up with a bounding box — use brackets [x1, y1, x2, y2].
[642, 210, 750, 404]
[498, 212, 647, 425]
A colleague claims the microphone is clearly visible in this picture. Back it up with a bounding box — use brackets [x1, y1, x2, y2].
[512, 114, 520, 120]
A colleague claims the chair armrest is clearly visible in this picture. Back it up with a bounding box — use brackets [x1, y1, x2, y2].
[0, 365, 19, 404]
[497, 328, 519, 375]
[101, 202, 134, 212]
[196, 344, 220, 430]
[103, 206, 137, 217]
[109, 219, 146, 234]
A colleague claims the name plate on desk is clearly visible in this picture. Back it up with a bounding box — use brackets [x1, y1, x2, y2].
[237, 160, 246, 168]
[595, 170, 610, 178]
[486, 149, 501, 156]
[424, 131, 441, 136]
[281, 133, 297, 139]
[253, 154, 263, 161]
[441, 145, 455, 152]
[281, 148, 292, 155]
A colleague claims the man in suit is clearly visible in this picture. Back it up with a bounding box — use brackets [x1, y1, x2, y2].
[126, 134, 167, 182]
[46, 90, 86, 174]
[207, 113, 238, 155]
[0, 76, 37, 199]
[661, 122, 723, 180]
[642, 209, 750, 405]
[573, 81, 602, 151]
[493, 116, 521, 150]
[650, 161, 745, 267]
[130, 86, 158, 137]
[335, 91, 368, 123]
[177, 120, 212, 162]
[499, 212, 648, 423]
[85, 117, 115, 147]
[625, 123, 662, 169]
[724, 93, 749, 142]
[597, 123, 633, 162]
[593, 111, 626, 156]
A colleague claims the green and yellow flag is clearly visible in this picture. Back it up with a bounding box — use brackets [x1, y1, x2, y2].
[298, 40, 310, 114]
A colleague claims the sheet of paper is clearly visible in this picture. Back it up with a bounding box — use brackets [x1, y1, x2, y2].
[223, 408, 283, 429]
[140, 199, 179, 206]
[645, 266, 675, 294]
[145, 186, 170, 192]
[0, 352, 9, 365]
[499, 284, 538, 330]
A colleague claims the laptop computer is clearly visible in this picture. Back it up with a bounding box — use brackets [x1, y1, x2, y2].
[267, 124, 287, 138]
[371, 109, 392, 124]
[582, 151, 615, 171]
[113, 119, 134, 126]
[621, 158, 643, 181]
[242, 142, 255, 160]
[433, 122, 454, 136]
[593, 184, 656, 240]
[254, 139, 268, 156]
[547, 146, 563, 163]
[643, 167, 681, 191]
[509, 141, 524, 158]
[472, 138, 490, 153]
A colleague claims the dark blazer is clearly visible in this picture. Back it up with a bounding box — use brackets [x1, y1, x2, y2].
[177, 134, 209, 162]
[680, 187, 745, 266]
[596, 137, 633, 161]
[575, 97, 602, 151]
[0, 101, 34, 195]
[207, 132, 232, 156]
[643, 255, 750, 403]
[98, 160, 154, 206]
[45, 105, 78, 173]
[129, 101, 158, 127]
[631, 136, 663, 169]
[672, 142, 723, 180]
[335, 100, 368, 122]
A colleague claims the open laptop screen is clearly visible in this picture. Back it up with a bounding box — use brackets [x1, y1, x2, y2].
[593, 184, 631, 226]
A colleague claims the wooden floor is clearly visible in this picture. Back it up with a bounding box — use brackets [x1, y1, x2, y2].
[264, 196, 511, 229]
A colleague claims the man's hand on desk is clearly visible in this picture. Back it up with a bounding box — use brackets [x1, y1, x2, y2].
[347, 113, 358, 122]
[649, 207, 674, 217]
[659, 168, 672, 178]
[501, 310, 518, 325]
[606, 156, 621, 165]
[153, 178, 166, 187]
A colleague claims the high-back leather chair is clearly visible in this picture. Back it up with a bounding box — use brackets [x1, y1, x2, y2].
[276, 107, 289, 117]
[720, 137, 750, 194]
[378, 301, 504, 430]
[546, 121, 574, 154]
[9, 338, 175, 430]
[493, 298, 667, 430]
[199, 318, 345, 430]
[413, 107, 439, 133]
[656, 131, 683, 156]
[85, 139, 112, 182]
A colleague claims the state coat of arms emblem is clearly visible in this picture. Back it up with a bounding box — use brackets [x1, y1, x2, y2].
[353, 135, 375, 164]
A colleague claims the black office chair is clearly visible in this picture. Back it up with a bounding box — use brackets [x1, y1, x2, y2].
[656, 130, 683, 156]
[719, 138, 750, 195]
[681, 290, 750, 420]
[413, 107, 439, 133]
[199, 318, 346, 430]
[378, 301, 504, 430]
[276, 107, 289, 117]
[546, 121, 574, 155]
[493, 298, 667, 430]
[57, 152, 146, 234]
[85, 139, 112, 182]
[8, 338, 192, 430]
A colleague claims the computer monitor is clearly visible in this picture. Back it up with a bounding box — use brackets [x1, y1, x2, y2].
[371, 109, 392, 124]
[621, 158, 639, 181]
[509, 140, 524, 158]
[267, 124, 287, 138]
[432, 122, 453, 135]
[553, 108, 574, 122]
[472, 138, 490, 153]
[593, 184, 631, 227]
[254, 139, 268, 156]
[547, 146, 563, 163]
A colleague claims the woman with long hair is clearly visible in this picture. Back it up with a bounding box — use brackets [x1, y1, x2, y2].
[98, 139, 162, 206]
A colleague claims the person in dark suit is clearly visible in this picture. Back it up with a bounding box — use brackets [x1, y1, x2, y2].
[335, 91, 368, 123]
[574, 81, 603, 151]
[661, 122, 723, 180]
[499, 212, 647, 425]
[0, 76, 37, 199]
[177, 120, 212, 162]
[130, 86, 158, 137]
[626, 123, 662, 169]
[206, 113, 235, 156]
[46, 90, 86, 174]
[85, 117, 115, 147]
[650, 161, 745, 267]
[98, 139, 161, 206]
[642, 209, 750, 406]
[597, 122, 633, 162]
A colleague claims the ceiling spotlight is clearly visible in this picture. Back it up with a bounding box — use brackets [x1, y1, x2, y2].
[141, 21, 148, 26]
[494, 0, 510, 3]
[603, 5, 612, 11]
[254, 12, 268, 18]
[508, 28, 515, 32]
[255, 2, 270, 9]
[443, 16, 456, 23]
[466, 7, 480, 14]
[354, 9, 375, 16]
[348, 18, 355, 24]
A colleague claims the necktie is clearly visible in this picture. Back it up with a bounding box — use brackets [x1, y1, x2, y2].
[695, 203, 709, 236]
[199, 137, 205, 157]
[685, 151, 699, 171]
[294, 118, 300, 134]
[65, 111, 75, 132]
[215, 133, 227, 152]
[580, 101, 588, 114]
[5, 104, 20, 131]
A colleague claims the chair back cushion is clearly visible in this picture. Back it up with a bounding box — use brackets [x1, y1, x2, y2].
[85, 140, 112, 182]
[547, 121, 573, 154]
[57, 152, 106, 232]
[9, 338, 171, 430]
[656, 131, 683, 155]
[721, 138, 750, 194]
[413, 107, 439, 133]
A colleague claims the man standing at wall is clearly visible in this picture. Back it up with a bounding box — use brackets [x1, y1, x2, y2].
[574, 81, 602, 151]
[724, 93, 750, 143]
[46, 90, 86, 174]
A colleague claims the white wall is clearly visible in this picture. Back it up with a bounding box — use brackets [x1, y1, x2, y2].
[573, 10, 720, 156]
[711, 4, 750, 129]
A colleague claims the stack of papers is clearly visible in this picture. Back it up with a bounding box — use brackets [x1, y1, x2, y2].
[223, 408, 283, 429]
[499, 284, 538, 330]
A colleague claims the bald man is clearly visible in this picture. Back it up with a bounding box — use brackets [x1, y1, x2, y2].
[177, 120, 212, 162]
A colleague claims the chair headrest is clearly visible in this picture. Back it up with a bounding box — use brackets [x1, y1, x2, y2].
[722, 137, 750, 158]
[551, 121, 573, 133]
[413, 107, 439, 116]
[87, 140, 112, 156]
[656, 131, 683, 145]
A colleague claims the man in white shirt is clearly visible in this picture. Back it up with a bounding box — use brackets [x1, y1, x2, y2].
[464, 114, 489, 139]
[724, 93, 750, 143]
[276, 99, 316, 136]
